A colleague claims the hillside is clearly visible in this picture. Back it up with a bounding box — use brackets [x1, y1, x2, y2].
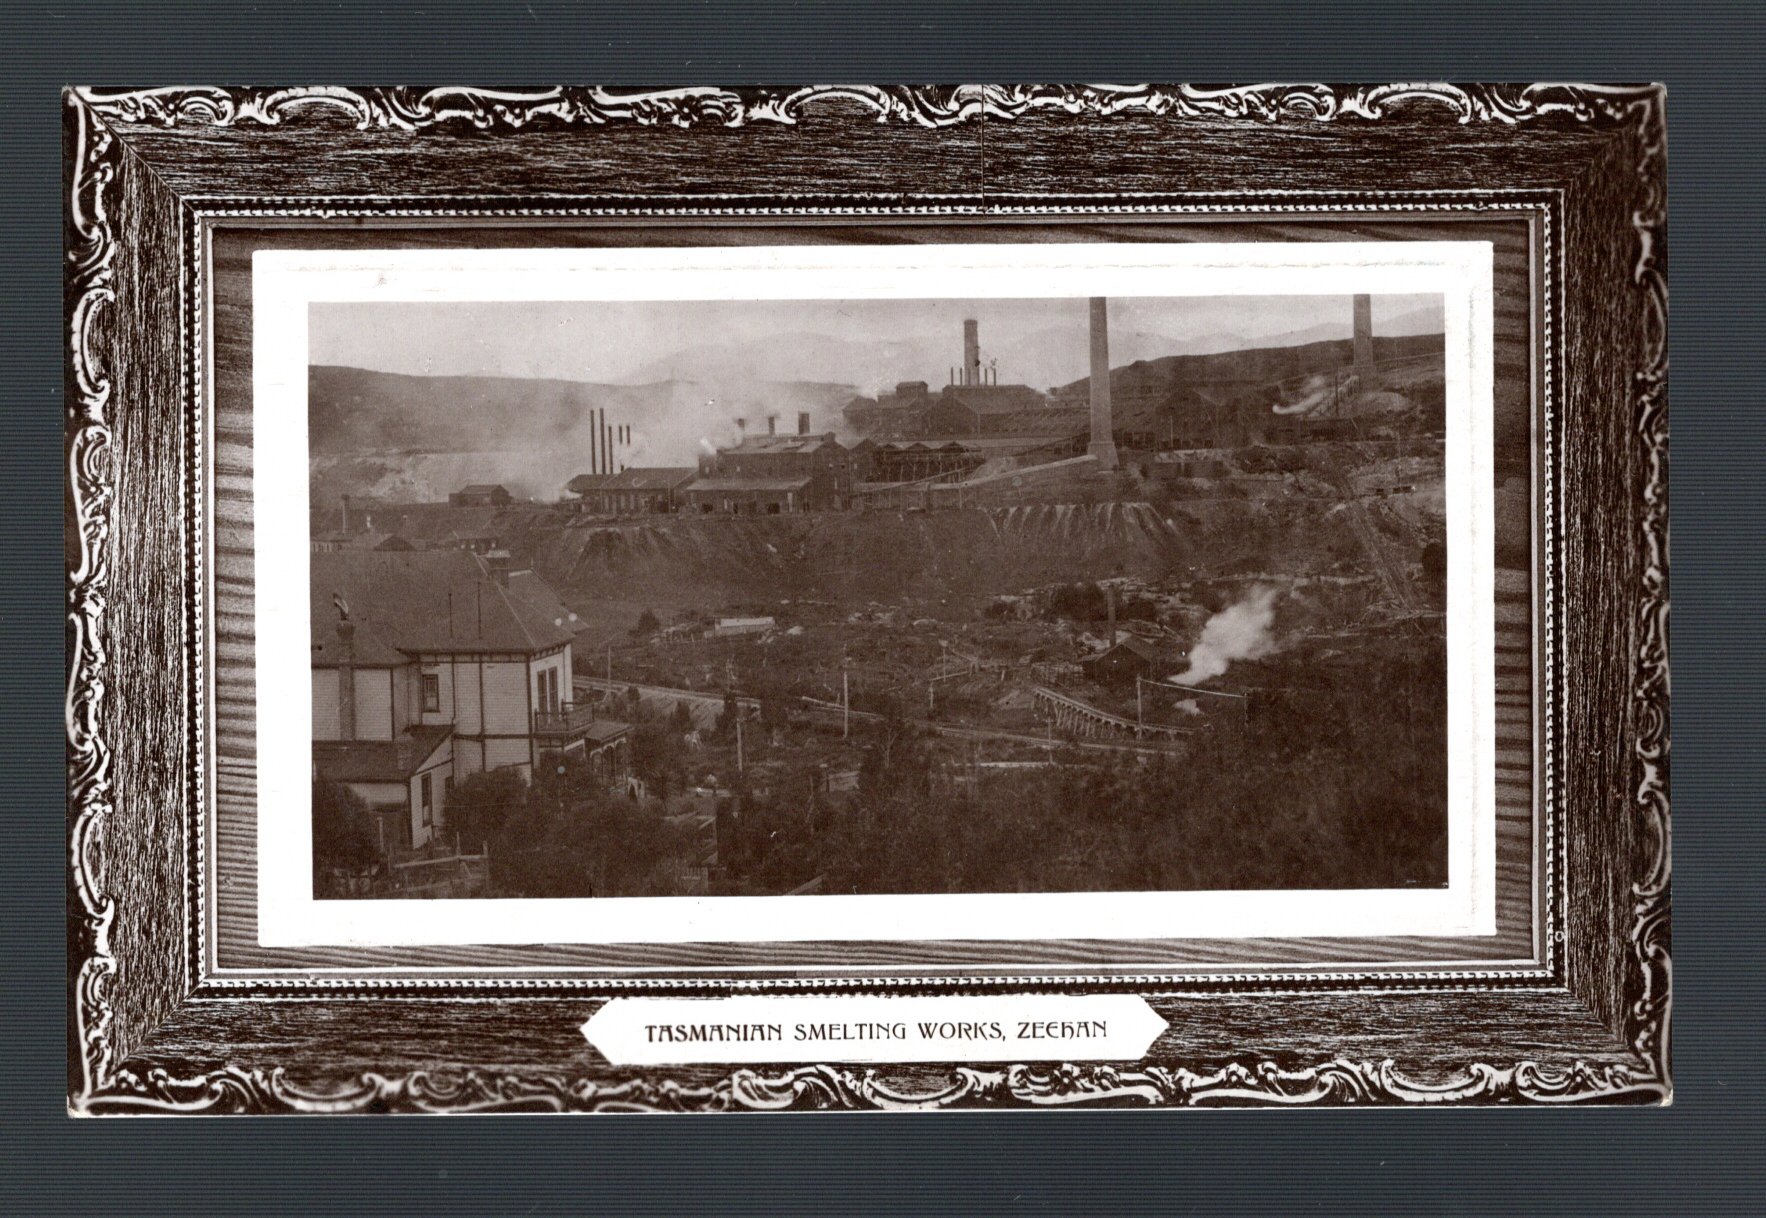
[308, 366, 673, 455]
[309, 476, 1436, 626]
[1052, 333, 1446, 398]
[308, 365, 856, 501]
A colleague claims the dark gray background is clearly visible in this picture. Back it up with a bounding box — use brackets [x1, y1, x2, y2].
[2, 1, 1760, 1213]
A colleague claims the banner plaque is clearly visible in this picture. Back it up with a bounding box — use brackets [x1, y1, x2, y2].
[582, 995, 1169, 1066]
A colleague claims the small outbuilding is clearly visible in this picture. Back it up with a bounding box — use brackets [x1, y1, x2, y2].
[449, 484, 513, 507]
[1081, 636, 1163, 687]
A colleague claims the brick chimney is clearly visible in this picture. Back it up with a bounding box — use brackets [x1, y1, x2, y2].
[1088, 297, 1118, 470]
[767, 414, 777, 435]
[485, 549, 511, 587]
[963, 319, 980, 387]
[797, 411, 811, 436]
[1353, 294, 1377, 386]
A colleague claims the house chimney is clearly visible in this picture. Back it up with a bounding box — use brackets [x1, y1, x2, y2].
[963, 319, 980, 387]
[1088, 297, 1119, 470]
[1353, 294, 1377, 386]
[798, 411, 810, 436]
[336, 616, 357, 740]
[767, 414, 777, 436]
[486, 549, 511, 587]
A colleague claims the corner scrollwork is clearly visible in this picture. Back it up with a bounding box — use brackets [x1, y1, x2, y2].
[67, 82, 1668, 1112]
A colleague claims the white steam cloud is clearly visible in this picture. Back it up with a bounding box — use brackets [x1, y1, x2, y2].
[1170, 587, 1281, 685]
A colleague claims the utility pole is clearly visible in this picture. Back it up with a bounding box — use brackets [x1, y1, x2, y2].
[736, 713, 745, 773]
[842, 669, 850, 739]
[605, 640, 612, 686]
[1137, 676, 1144, 726]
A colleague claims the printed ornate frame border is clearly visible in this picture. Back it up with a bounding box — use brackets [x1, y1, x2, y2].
[66, 83, 1668, 1112]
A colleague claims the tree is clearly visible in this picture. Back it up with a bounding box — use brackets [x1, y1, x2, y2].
[443, 767, 526, 856]
[630, 719, 686, 802]
[633, 607, 661, 637]
[750, 670, 792, 731]
[312, 779, 379, 897]
[497, 784, 691, 899]
[713, 689, 741, 742]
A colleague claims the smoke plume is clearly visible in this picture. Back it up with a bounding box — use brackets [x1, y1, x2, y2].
[1170, 587, 1281, 685]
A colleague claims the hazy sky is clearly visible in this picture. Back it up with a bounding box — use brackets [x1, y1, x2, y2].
[309, 294, 1445, 387]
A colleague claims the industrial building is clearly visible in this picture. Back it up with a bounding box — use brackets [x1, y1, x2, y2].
[448, 483, 513, 507]
[840, 318, 1088, 442]
[683, 413, 856, 513]
[569, 466, 697, 515]
[859, 434, 1080, 486]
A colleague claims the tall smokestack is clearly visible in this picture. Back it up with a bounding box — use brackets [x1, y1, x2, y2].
[798, 411, 810, 436]
[340, 494, 350, 535]
[963, 319, 980, 387]
[767, 414, 777, 436]
[1088, 297, 1118, 470]
[588, 413, 599, 478]
[1353, 294, 1377, 386]
[602, 415, 613, 477]
[598, 408, 608, 475]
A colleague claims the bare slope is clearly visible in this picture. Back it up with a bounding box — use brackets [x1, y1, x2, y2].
[364, 498, 1379, 614]
[1051, 333, 1445, 397]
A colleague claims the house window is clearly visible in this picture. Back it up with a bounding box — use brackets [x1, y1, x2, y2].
[421, 673, 440, 713]
[420, 772, 434, 827]
[535, 667, 561, 716]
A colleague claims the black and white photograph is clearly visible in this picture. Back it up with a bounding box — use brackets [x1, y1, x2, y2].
[300, 272, 1461, 907]
[64, 81, 1674, 1114]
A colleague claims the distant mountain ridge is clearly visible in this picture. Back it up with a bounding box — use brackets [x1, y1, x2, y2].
[308, 365, 856, 458]
[621, 305, 1446, 395]
[1050, 333, 1448, 399]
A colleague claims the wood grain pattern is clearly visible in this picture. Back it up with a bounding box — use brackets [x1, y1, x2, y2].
[65, 83, 1668, 1112]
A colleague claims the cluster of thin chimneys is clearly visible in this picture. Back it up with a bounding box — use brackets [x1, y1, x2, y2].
[586, 408, 632, 476]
